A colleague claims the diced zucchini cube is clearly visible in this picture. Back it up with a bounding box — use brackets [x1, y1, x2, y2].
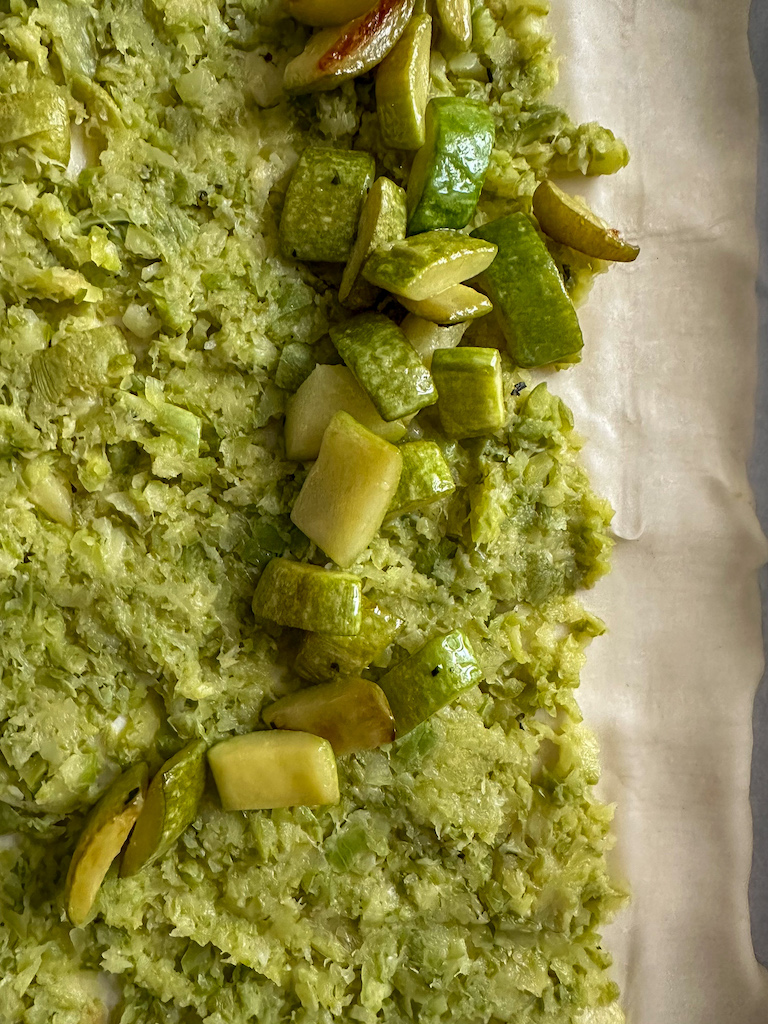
[330, 312, 436, 421]
[279, 147, 375, 263]
[285, 364, 406, 462]
[387, 440, 455, 516]
[291, 411, 403, 567]
[375, 13, 433, 150]
[252, 557, 363, 634]
[362, 231, 497, 301]
[400, 314, 467, 368]
[431, 347, 505, 438]
[208, 731, 339, 810]
[263, 677, 396, 755]
[400, 284, 493, 324]
[294, 599, 403, 682]
[340, 176, 407, 308]
[406, 98, 494, 233]
[471, 213, 584, 367]
[378, 629, 481, 735]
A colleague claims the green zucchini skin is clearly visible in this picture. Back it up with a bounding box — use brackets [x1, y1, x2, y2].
[387, 440, 455, 516]
[330, 313, 437, 421]
[252, 558, 363, 635]
[472, 213, 584, 367]
[431, 346, 505, 439]
[378, 629, 482, 735]
[362, 231, 497, 302]
[279, 147, 375, 263]
[407, 97, 495, 234]
[375, 13, 433, 150]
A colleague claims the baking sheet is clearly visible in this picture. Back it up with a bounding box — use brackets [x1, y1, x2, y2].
[548, 0, 768, 1019]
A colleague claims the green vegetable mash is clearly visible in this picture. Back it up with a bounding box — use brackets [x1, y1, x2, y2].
[0, 1, 628, 1021]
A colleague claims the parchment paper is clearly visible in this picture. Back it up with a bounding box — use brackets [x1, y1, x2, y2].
[547, 1, 768, 1020]
[748, 0, 768, 972]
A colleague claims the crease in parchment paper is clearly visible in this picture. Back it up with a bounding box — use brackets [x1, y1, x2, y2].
[547, 1, 768, 1021]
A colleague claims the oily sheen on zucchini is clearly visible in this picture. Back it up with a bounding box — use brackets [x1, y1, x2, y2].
[0, 2, 630, 1023]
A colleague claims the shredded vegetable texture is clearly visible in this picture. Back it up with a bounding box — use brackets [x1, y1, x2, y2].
[0, 1, 628, 1022]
